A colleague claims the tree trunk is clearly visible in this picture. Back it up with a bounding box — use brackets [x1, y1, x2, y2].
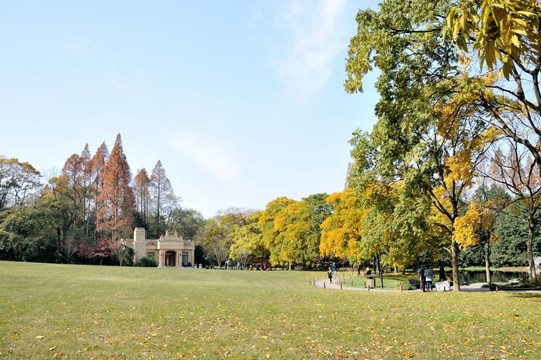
[484, 241, 491, 285]
[527, 215, 538, 283]
[451, 239, 461, 291]
[378, 254, 384, 288]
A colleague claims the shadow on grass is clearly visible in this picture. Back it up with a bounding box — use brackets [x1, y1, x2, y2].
[509, 292, 541, 300]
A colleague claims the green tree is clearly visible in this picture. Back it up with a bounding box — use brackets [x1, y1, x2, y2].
[167, 208, 206, 242]
[229, 210, 265, 268]
[202, 209, 247, 267]
[272, 199, 327, 269]
[345, 0, 497, 290]
[485, 141, 541, 282]
[492, 201, 541, 267]
[301, 193, 332, 267]
[0, 190, 63, 262]
[0, 156, 41, 210]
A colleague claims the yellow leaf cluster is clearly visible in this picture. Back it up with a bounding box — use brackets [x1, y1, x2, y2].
[446, 0, 540, 79]
[445, 151, 476, 189]
[320, 189, 365, 259]
[454, 205, 482, 248]
[453, 201, 499, 248]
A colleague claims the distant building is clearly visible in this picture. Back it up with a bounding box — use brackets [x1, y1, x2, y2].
[122, 228, 195, 267]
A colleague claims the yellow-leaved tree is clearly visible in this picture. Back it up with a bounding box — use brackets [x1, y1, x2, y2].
[320, 189, 366, 265]
[454, 184, 507, 284]
[272, 200, 316, 269]
[446, 0, 540, 80]
[229, 210, 265, 269]
[259, 197, 296, 268]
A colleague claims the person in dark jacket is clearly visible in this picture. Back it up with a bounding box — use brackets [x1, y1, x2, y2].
[439, 264, 447, 281]
[418, 264, 426, 292]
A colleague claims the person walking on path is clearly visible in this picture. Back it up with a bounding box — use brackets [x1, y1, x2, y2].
[328, 267, 333, 284]
[418, 264, 426, 292]
[331, 262, 337, 281]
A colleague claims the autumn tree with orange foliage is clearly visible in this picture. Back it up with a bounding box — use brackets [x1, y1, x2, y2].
[96, 134, 136, 241]
[133, 168, 151, 227]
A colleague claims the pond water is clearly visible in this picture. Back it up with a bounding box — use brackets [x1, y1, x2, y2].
[458, 270, 528, 284]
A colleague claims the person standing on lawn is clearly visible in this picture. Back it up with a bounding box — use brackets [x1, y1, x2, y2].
[331, 262, 337, 281]
[418, 263, 426, 292]
[438, 264, 447, 281]
[424, 266, 434, 292]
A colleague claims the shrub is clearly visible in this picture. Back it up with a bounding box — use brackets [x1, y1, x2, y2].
[138, 255, 157, 267]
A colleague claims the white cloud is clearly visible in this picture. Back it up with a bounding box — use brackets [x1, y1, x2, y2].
[275, 0, 349, 98]
[170, 130, 240, 180]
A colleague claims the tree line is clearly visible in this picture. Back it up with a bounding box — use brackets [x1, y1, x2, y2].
[1, 132, 539, 282]
[0, 134, 205, 265]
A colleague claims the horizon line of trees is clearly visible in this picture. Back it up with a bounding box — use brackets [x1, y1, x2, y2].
[200, 185, 540, 272]
[1, 138, 539, 282]
[0, 133, 205, 265]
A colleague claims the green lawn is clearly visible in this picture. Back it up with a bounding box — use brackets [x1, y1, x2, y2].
[1, 262, 540, 359]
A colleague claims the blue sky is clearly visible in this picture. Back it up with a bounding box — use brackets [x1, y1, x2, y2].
[1, 0, 381, 218]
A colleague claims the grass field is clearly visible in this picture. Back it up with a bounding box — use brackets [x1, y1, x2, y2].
[1, 262, 540, 359]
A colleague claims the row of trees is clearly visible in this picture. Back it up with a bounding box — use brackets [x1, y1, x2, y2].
[341, 0, 541, 288]
[199, 186, 539, 276]
[1, 135, 539, 282]
[0, 134, 205, 264]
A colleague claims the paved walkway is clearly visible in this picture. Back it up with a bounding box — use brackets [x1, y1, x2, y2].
[313, 276, 494, 293]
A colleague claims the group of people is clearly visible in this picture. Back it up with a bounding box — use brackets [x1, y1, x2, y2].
[324, 261, 445, 291]
[418, 264, 446, 292]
